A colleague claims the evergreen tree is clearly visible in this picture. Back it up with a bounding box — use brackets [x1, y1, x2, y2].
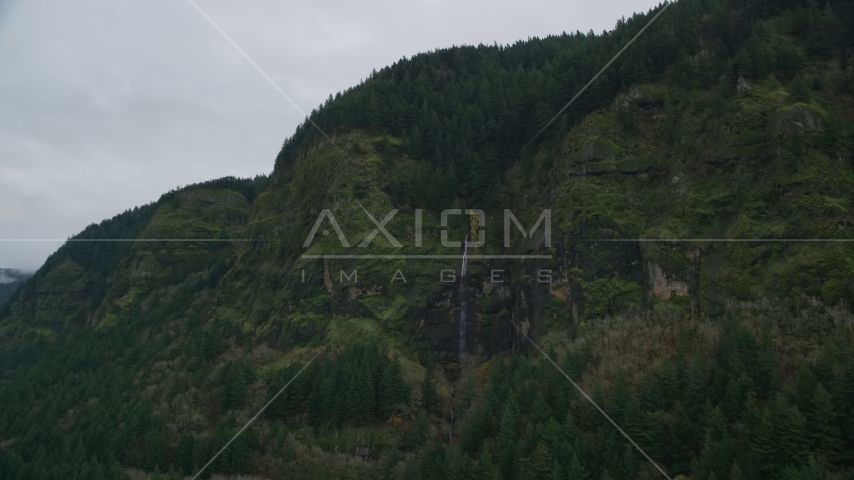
[378, 449, 399, 480]
[421, 359, 440, 414]
[665, 402, 695, 473]
[621, 442, 638, 480]
[517, 441, 552, 480]
[721, 373, 753, 422]
[401, 460, 421, 480]
[645, 358, 678, 412]
[781, 456, 823, 480]
[694, 427, 734, 480]
[789, 75, 811, 102]
[729, 461, 744, 480]
[472, 444, 502, 480]
[683, 358, 707, 421]
[530, 392, 553, 426]
[174, 432, 195, 475]
[810, 383, 842, 459]
[221, 361, 248, 412]
[497, 392, 520, 479]
[498, 391, 520, 453]
[142, 427, 168, 472]
[165, 465, 181, 480]
[378, 359, 410, 418]
[771, 397, 810, 467]
[381, 134, 395, 167]
[750, 406, 776, 476]
[565, 451, 589, 480]
[357, 363, 375, 422]
[409, 125, 423, 160]
[459, 406, 490, 455]
[444, 446, 465, 480]
[401, 411, 428, 450]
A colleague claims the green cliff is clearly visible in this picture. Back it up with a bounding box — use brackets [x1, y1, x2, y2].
[1, 0, 854, 479]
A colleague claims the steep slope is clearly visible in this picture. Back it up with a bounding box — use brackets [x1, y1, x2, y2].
[0, 270, 32, 308]
[220, 42, 854, 368]
[0, 176, 266, 341]
[1, 0, 854, 479]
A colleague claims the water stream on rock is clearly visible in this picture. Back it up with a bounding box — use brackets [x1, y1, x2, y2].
[459, 233, 469, 364]
[450, 234, 470, 441]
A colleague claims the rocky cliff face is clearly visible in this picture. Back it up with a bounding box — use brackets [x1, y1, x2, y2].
[121, 67, 854, 364]
[2, 55, 853, 374]
[1, 4, 854, 477]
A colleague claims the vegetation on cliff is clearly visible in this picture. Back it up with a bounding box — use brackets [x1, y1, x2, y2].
[1, 0, 854, 478]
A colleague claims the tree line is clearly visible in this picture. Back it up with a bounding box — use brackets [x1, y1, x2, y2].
[274, 0, 853, 210]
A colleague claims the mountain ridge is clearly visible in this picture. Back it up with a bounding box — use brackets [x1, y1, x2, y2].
[0, 269, 32, 309]
[1, 0, 854, 478]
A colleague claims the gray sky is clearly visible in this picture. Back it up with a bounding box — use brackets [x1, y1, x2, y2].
[0, 0, 661, 271]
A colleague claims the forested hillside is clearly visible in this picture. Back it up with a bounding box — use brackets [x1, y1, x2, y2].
[0, 270, 31, 309]
[1, 0, 854, 479]
[277, 0, 853, 210]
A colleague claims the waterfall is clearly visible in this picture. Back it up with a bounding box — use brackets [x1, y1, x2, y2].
[458, 234, 469, 363]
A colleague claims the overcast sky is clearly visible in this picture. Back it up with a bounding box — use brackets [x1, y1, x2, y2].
[0, 0, 662, 271]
